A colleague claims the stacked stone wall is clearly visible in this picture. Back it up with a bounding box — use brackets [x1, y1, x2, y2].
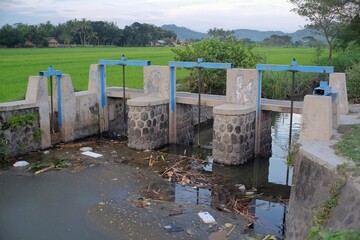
[0, 108, 41, 157]
[213, 111, 256, 165]
[108, 97, 128, 137]
[192, 105, 213, 126]
[176, 104, 194, 145]
[127, 104, 168, 150]
[260, 111, 272, 157]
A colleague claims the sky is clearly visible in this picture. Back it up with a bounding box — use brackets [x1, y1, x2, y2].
[0, 0, 308, 33]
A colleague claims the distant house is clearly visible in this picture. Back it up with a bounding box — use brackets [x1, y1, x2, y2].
[151, 40, 166, 46]
[47, 37, 59, 48]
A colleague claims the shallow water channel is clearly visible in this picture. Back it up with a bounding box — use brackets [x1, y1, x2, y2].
[0, 112, 301, 240]
[166, 112, 301, 238]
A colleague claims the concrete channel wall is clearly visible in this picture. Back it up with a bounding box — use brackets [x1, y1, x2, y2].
[286, 140, 360, 239]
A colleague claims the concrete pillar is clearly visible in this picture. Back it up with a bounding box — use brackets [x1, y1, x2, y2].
[127, 98, 169, 150]
[127, 66, 170, 150]
[300, 95, 332, 141]
[329, 73, 348, 114]
[25, 76, 51, 149]
[88, 64, 108, 133]
[212, 105, 256, 165]
[226, 69, 258, 106]
[331, 92, 340, 129]
[54, 74, 76, 142]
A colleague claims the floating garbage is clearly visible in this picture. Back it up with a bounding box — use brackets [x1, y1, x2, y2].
[235, 184, 246, 192]
[203, 156, 213, 172]
[13, 161, 29, 167]
[198, 211, 216, 223]
[81, 151, 103, 158]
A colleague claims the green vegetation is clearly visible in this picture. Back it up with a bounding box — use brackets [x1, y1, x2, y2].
[308, 179, 345, 239]
[0, 123, 10, 162]
[0, 47, 319, 103]
[6, 112, 38, 128]
[172, 38, 265, 94]
[33, 128, 42, 142]
[309, 227, 360, 240]
[0, 20, 175, 47]
[334, 124, 360, 166]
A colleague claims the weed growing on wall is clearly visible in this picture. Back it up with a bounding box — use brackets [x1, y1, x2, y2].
[6, 112, 38, 128]
[0, 123, 10, 162]
[308, 179, 345, 239]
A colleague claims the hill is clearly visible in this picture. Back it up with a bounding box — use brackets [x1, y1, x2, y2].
[161, 24, 207, 41]
[161, 24, 325, 42]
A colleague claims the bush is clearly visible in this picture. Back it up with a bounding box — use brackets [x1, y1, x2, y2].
[262, 71, 322, 100]
[172, 38, 265, 95]
[346, 62, 360, 101]
[316, 44, 360, 72]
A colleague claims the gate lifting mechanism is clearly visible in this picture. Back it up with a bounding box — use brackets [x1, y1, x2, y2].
[39, 66, 63, 134]
[256, 59, 334, 184]
[169, 58, 233, 146]
[98, 56, 151, 129]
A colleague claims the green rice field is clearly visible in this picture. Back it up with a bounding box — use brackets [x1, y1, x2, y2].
[0, 47, 318, 103]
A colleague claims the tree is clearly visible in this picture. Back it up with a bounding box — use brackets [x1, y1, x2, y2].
[207, 28, 235, 41]
[290, 0, 359, 59]
[262, 35, 293, 47]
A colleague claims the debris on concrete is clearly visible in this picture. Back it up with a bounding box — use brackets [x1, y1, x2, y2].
[81, 151, 103, 158]
[13, 161, 29, 167]
[79, 147, 93, 152]
[198, 211, 216, 223]
[163, 224, 184, 232]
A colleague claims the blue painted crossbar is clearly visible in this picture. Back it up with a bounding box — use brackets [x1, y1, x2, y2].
[169, 59, 233, 69]
[39, 66, 63, 127]
[256, 64, 334, 73]
[39, 65, 62, 76]
[98, 59, 151, 66]
[98, 56, 151, 108]
[169, 58, 233, 112]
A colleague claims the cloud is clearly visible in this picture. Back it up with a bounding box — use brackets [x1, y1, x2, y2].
[0, 0, 307, 32]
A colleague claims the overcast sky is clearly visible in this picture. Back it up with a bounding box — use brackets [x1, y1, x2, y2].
[0, 0, 308, 33]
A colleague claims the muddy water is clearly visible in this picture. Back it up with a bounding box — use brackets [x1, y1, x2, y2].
[0, 113, 301, 240]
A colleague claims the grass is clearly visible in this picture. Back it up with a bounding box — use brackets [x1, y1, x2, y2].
[334, 124, 360, 166]
[0, 47, 319, 103]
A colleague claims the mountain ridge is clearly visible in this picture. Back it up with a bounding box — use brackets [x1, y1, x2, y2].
[162, 24, 324, 42]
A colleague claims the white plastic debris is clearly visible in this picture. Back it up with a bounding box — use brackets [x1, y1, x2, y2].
[235, 184, 246, 192]
[13, 161, 29, 167]
[81, 151, 103, 158]
[203, 156, 213, 172]
[198, 211, 216, 223]
[79, 147, 93, 152]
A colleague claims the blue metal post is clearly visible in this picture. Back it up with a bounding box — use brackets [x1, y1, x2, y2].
[39, 66, 63, 132]
[99, 64, 106, 108]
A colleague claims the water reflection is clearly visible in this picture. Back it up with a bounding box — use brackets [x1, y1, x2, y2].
[169, 112, 301, 238]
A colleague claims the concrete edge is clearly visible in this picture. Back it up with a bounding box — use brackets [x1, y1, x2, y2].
[213, 104, 256, 115]
[127, 96, 169, 107]
[0, 100, 36, 111]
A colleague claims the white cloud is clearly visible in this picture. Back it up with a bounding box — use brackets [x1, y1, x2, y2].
[0, 0, 307, 32]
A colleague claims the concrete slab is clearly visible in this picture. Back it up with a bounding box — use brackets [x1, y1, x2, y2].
[213, 104, 255, 115]
[330, 73, 349, 114]
[127, 96, 168, 107]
